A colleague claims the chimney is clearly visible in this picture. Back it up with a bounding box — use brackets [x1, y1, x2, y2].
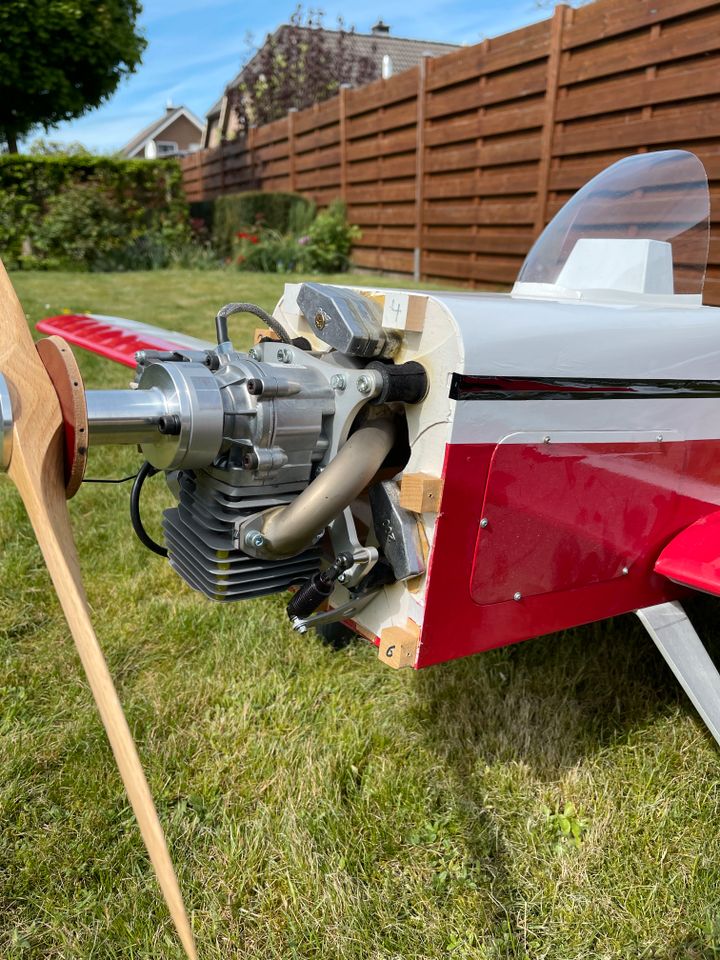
[371, 19, 390, 35]
[166, 98, 174, 113]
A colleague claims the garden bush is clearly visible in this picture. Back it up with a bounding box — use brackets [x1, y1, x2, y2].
[0, 155, 203, 270]
[302, 201, 360, 272]
[211, 190, 315, 258]
[234, 200, 360, 274]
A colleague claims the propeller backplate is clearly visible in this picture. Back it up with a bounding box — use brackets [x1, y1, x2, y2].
[0, 371, 12, 470]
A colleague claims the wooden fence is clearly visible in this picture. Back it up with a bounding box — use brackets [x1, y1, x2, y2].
[181, 0, 720, 304]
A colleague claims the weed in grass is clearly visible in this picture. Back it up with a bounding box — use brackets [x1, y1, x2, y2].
[542, 802, 587, 854]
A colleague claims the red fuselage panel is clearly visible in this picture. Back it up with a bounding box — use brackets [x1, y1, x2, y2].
[419, 439, 720, 668]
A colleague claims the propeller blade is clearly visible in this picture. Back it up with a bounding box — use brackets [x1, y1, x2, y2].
[0, 261, 197, 960]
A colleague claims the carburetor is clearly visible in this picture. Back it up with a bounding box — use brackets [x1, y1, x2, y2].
[84, 283, 428, 629]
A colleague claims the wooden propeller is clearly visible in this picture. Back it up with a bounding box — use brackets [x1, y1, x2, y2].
[0, 261, 198, 959]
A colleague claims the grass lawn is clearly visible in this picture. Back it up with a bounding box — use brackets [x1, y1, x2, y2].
[2, 269, 720, 959]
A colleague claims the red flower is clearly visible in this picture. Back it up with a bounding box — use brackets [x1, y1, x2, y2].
[249, 235, 259, 244]
[236, 231, 248, 239]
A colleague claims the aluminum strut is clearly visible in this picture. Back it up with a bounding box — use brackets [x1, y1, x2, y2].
[637, 600, 720, 747]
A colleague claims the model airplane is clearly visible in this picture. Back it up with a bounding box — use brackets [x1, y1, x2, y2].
[1, 148, 718, 955]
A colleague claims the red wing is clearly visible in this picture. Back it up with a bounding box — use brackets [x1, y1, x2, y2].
[36, 313, 213, 368]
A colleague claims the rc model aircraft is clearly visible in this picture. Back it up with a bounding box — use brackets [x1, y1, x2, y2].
[1, 149, 719, 956]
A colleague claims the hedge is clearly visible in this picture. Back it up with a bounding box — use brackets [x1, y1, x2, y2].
[0, 155, 191, 270]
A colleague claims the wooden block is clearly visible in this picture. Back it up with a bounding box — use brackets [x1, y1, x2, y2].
[253, 326, 281, 345]
[381, 292, 428, 332]
[378, 621, 420, 670]
[399, 473, 444, 514]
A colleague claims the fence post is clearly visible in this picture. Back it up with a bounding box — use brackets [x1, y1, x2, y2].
[218, 142, 226, 197]
[247, 125, 257, 189]
[288, 107, 298, 193]
[339, 84, 351, 202]
[534, 3, 568, 237]
[414, 55, 430, 281]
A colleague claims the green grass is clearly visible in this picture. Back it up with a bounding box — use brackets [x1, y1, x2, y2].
[2, 269, 720, 959]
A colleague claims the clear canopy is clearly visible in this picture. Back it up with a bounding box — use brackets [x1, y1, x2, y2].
[516, 150, 710, 296]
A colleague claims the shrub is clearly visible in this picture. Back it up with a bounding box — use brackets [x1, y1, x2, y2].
[235, 228, 304, 273]
[303, 201, 360, 272]
[231, 198, 360, 274]
[0, 155, 192, 271]
[30, 180, 127, 269]
[212, 191, 315, 257]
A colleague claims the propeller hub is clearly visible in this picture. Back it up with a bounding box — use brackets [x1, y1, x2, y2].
[0, 372, 12, 470]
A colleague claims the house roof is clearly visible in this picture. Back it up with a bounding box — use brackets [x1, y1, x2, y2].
[208, 24, 460, 120]
[121, 105, 204, 157]
[350, 28, 460, 74]
[206, 97, 224, 121]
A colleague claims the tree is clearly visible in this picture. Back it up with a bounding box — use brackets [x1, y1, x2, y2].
[231, 7, 378, 132]
[0, 0, 146, 153]
[27, 137, 91, 156]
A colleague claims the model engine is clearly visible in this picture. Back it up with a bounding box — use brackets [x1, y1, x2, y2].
[86, 283, 428, 631]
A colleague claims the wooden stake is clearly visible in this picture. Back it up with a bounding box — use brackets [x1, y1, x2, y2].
[0, 261, 197, 960]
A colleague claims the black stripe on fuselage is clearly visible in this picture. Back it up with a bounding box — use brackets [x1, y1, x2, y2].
[449, 374, 720, 401]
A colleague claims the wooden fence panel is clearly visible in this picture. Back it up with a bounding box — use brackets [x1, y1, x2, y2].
[181, 0, 720, 304]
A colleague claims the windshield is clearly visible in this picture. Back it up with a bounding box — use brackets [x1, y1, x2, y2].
[516, 150, 710, 297]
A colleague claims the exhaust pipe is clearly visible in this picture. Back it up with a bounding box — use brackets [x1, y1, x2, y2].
[248, 418, 396, 558]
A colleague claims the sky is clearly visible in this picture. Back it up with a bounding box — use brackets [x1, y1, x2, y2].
[39, 0, 550, 153]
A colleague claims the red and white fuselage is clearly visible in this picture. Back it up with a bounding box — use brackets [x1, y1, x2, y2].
[275, 281, 720, 668]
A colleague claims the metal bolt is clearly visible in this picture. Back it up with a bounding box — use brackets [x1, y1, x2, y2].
[158, 414, 182, 436]
[356, 374, 372, 394]
[513, 591, 522, 601]
[543, 435, 551, 444]
[290, 617, 308, 634]
[480, 518, 489, 528]
[656, 434, 663, 442]
[277, 347, 292, 364]
[622, 566, 629, 575]
[330, 373, 347, 391]
[314, 310, 327, 331]
[248, 347, 261, 361]
[338, 573, 348, 583]
[244, 530, 265, 550]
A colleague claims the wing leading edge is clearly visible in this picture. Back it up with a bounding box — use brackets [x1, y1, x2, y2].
[655, 511, 720, 596]
[36, 313, 213, 368]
